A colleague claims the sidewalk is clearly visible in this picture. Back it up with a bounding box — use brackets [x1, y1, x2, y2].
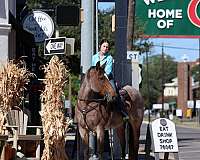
[173, 117, 200, 128]
[143, 116, 200, 128]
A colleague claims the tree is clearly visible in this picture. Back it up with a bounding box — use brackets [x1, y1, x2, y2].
[140, 54, 177, 108]
[98, 9, 115, 54]
[191, 64, 200, 82]
[127, 0, 134, 50]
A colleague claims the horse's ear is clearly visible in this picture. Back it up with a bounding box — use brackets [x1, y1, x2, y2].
[101, 61, 107, 70]
[96, 61, 101, 70]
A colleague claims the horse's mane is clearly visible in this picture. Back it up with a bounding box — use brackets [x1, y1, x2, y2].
[79, 66, 96, 94]
[80, 66, 95, 86]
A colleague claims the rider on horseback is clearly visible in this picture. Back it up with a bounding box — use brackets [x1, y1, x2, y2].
[92, 38, 128, 118]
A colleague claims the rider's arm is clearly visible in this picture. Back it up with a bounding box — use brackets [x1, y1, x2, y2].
[104, 55, 113, 77]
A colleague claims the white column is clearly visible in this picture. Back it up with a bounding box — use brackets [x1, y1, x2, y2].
[0, 0, 12, 63]
[132, 60, 140, 90]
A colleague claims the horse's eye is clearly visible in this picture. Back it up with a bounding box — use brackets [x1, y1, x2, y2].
[99, 76, 104, 80]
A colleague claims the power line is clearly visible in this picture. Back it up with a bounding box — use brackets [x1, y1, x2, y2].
[153, 44, 199, 51]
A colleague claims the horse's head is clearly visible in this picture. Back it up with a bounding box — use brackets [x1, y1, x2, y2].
[83, 61, 117, 103]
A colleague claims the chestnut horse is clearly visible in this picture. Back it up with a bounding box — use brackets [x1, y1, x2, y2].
[75, 61, 144, 159]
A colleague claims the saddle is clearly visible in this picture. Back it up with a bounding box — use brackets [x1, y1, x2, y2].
[119, 89, 129, 101]
[117, 88, 129, 118]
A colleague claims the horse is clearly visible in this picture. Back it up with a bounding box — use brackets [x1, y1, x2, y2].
[75, 61, 144, 160]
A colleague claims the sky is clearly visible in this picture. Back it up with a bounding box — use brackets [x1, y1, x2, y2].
[98, 2, 200, 62]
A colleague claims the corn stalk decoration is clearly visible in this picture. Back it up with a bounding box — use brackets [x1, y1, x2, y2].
[0, 61, 34, 134]
[41, 56, 70, 160]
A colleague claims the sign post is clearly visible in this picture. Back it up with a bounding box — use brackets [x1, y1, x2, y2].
[151, 118, 179, 160]
[127, 51, 141, 90]
[44, 37, 66, 55]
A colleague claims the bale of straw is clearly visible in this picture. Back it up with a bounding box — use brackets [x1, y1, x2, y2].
[0, 60, 34, 134]
[41, 56, 70, 160]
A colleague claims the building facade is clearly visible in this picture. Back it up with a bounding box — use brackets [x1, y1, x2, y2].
[177, 59, 199, 117]
[0, 0, 16, 62]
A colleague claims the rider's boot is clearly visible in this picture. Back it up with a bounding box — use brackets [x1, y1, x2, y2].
[118, 95, 129, 120]
[120, 101, 129, 120]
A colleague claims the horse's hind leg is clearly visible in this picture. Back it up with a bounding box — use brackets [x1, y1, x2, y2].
[78, 126, 89, 160]
[129, 121, 141, 160]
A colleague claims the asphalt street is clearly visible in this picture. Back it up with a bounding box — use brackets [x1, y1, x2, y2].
[65, 121, 200, 160]
[141, 121, 200, 160]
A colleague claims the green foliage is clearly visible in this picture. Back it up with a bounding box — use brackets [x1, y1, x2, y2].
[98, 9, 115, 55]
[140, 54, 177, 109]
[191, 64, 200, 82]
[64, 74, 80, 107]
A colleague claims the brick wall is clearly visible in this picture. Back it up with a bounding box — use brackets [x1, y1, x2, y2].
[177, 61, 196, 117]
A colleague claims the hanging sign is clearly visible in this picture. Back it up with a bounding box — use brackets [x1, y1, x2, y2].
[23, 11, 54, 43]
[136, 0, 200, 38]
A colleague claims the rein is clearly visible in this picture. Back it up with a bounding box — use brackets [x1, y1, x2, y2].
[78, 97, 106, 103]
[77, 97, 106, 132]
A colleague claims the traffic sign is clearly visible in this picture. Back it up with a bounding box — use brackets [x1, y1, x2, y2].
[44, 37, 66, 55]
[127, 51, 139, 62]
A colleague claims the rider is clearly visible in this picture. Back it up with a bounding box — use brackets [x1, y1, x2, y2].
[92, 38, 128, 118]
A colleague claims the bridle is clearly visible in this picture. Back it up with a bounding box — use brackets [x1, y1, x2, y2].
[77, 95, 109, 132]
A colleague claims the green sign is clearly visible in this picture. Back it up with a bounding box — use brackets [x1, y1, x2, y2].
[136, 0, 200, 38]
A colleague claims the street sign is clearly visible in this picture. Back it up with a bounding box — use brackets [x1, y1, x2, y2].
[23, 11, 54, 43]
[127, 51, 139, 62]
[187, 100, 194, 108]
[196, 100, 200, 109]
[44, 37, 66, 55]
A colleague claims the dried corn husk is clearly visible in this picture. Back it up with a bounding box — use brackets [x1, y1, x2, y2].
[41, 56, 70, 160]
[0, 60, 34, 134]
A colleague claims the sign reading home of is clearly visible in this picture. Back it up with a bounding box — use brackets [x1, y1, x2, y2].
[136, 0, 200, 37]
[23, 11, 54, 43]
[151, 118, 179, 152]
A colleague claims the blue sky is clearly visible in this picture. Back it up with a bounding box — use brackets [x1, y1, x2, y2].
[98, 2, 200, 62]
[150, 38, 199, 62]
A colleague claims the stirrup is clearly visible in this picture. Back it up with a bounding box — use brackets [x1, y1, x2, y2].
[121, 111, 129, 120]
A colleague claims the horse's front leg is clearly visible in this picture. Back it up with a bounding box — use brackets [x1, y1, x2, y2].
[96, 126, 104, 159]
[78, 125, 89, 160]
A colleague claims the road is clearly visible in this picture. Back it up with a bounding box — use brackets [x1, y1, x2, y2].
[65, 121, 200, 159]
[141, 122, 200, 160]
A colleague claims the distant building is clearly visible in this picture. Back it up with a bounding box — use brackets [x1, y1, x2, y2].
[177, 58, 199, 117]
[164, 78, 178, 97]
[163, 58, 199, 117]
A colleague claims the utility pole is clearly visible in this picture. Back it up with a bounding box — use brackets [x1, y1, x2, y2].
[115, 0, 130, 86]
[161, 43, 165, 118]
[127, 0, 135, 51]
[81, 0, 94, 75]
